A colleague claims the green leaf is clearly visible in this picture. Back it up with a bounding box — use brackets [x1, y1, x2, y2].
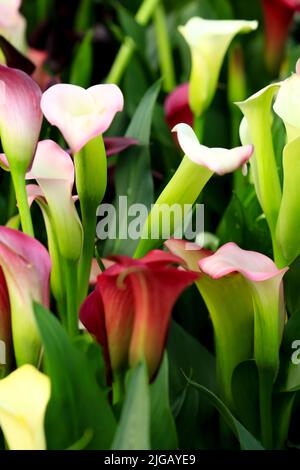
[112, 363, 150, 450]
[70, 30, 93, 87]
[185, 376, 264, 450]
[117, 4, 146, 54]
[34, 303, 116, 450]
[277, 310, 300, 392]
[150, 354, 178, 450]
[103, 81, 160, 256]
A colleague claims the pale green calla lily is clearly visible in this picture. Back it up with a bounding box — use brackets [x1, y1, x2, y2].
[0, 365, 50, 450]
[273, 73, 300, 143]
[236, 83, 284, 264]
[178, 17, 258, 116]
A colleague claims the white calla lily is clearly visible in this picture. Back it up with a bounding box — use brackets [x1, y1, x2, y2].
[0, 365, 51, 450]
[172, 123, 253, 175]
[178, 17, 258, 116]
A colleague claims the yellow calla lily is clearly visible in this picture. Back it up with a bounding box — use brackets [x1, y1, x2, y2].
[178, 17, 258, 116]
[0, 365, 51, 450]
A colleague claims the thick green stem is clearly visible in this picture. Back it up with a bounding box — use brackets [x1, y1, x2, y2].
[154, 3, 175, 92]
[258, 372, 273, 449]
[74, 136, 107, 306]
[193, 114, 205, 142]
[106, 0, 161, 84]
[11, 170, 34, 237]
[64, 259, 79, 338]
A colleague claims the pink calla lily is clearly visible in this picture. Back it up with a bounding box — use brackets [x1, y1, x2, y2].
[0, 0, 26, 53]
[80, 250, 197, 380]
[40, 83, 124, 154]
[0, 65, 42, 173]
[164, 83, 193, 131]
[0, 226, 51, 366]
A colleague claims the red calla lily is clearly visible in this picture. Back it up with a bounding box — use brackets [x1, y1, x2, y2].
[80, 250, 197, 380]
[262, 0, 300, 73]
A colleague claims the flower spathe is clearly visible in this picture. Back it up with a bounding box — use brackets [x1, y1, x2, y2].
[0, 365, 50, 450]
[0, 227, 51, 366]
[0, 268, 12, 377]
[0, 65, 42, 173]
[164, 83, 193, 131]
[173, 123, 254, 175]
[40, 83, 124, 153]
[80, 251, 197, 380]
[178, 17, 258, 116]
[26, 140, 83, 261]
[198, 242, 288, 374]
[273, 71, 300, 142]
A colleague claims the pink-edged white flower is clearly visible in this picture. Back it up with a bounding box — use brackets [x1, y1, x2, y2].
[0, 226, 51, 366]
[173, 123, 253, 175]
[26, 140, 82, 261]
[0, 65, 42, 172]
[40, 83, 124, 154]
[165, 239, 288, 407]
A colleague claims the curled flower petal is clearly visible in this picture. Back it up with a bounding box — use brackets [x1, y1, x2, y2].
[173, 123, 253, 175]
[273, 73, 300, 142]
[0, 364, 50, 450]
[198, 242, 288, 281]
[41, 83, 124, 153]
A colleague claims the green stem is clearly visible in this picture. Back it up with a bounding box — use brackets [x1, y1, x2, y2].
[112, 373, 126, 405]
[64, 259, 79, 338]
[154, 3, 175, 92]
[74, 136, 107, 306]
[77, 211, 96, 306]
[258, 372, 273, 449]
[106, 0, 161, 84]
[11, 170, 34, 237]
[193, 114, 205, 142]
[7, 175, 16, 220]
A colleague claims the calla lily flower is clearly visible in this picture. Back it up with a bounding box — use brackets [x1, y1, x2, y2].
[272, 67, 300, 264]
[0, 268, 12, 377]
[262, 0, 300, 74]
[134, 124, 253, 257]
[164, 83, 193, 132]
[237, 83, 283, 263]
[166, 239, 288, 447]
[80, 250, 197, 381]
[0, 64, 42, 173]
[0, 227, 51, 366]
[0, 364, 50, 450]
[178, 17, 258, 116]
[26, 140, 83, 262]
[0, 0, 26, 55]
[40, 83, 124, 154]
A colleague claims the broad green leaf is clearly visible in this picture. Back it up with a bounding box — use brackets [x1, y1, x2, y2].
[70, 30, 93, 87]
[103, 81, 160, 256]
[186, 376, 264, 450]
[277, 310, 300, 392]
[112, 363, 150, 450]
[150, 354, 178, 450]
[34, 303, 116, 450]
